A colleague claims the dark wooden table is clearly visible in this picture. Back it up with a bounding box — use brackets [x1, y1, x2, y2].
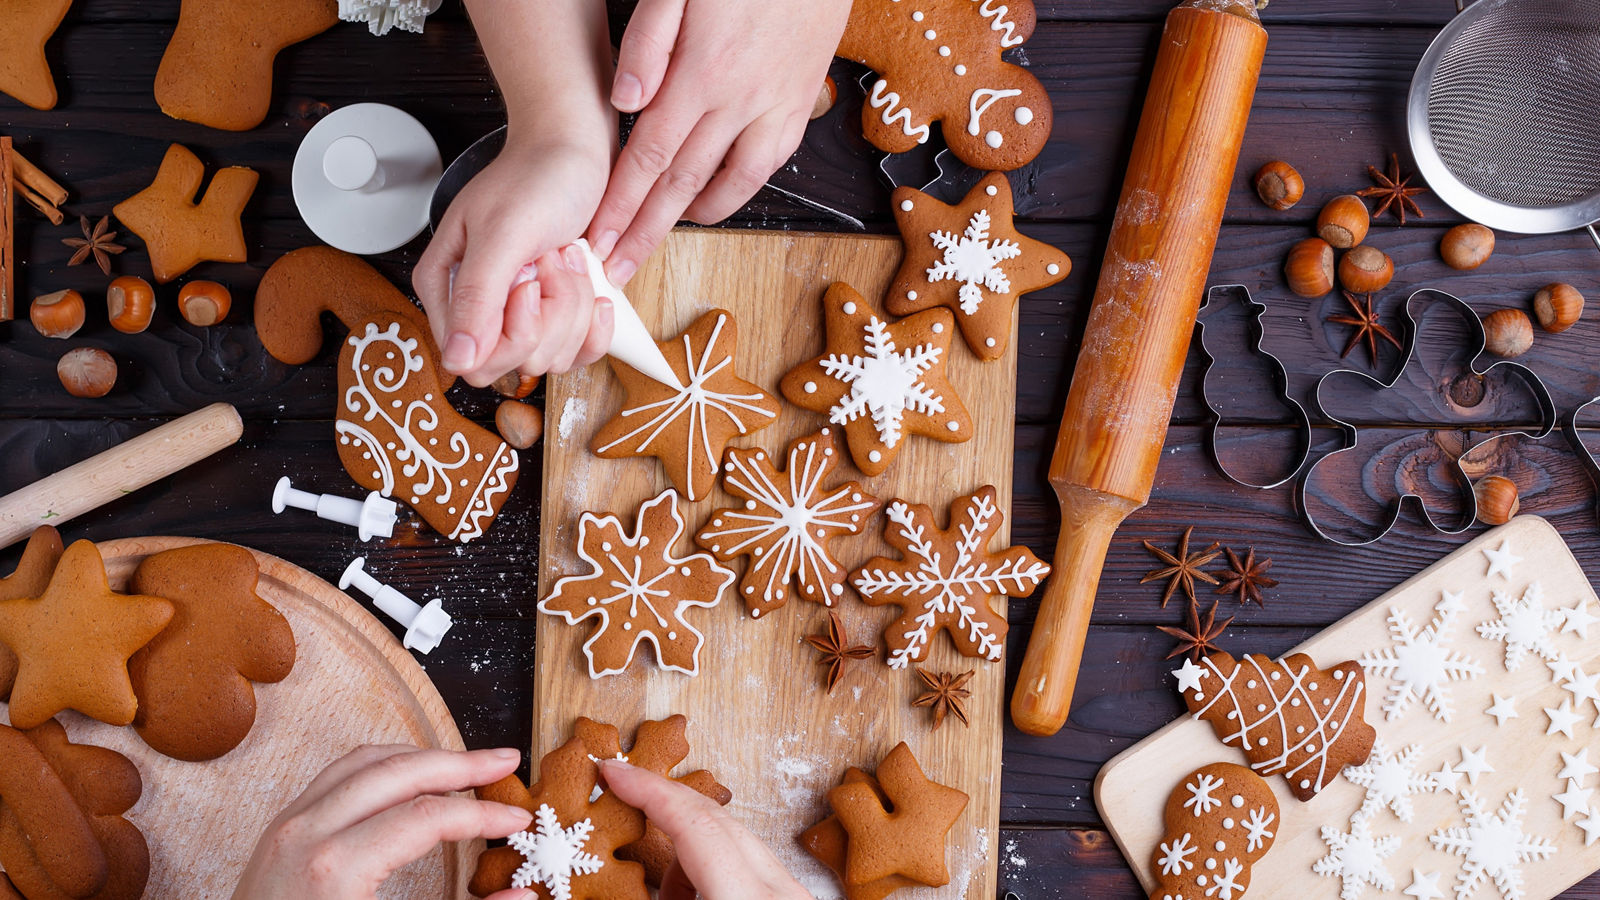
[4, 2, 1598, 897]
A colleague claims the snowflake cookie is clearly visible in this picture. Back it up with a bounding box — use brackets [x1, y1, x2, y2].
[1429, 788, 1555, 900]
[590, 309, 780, 502]
[1149, 762, 1278, 900]
[1476, 581, 1562, 671]
[538, 490, 735, 678]
[887, 173, 1071, 361]
[780, 283, 972, 477]
[1314, 812, 1399, 900]
[852, 486, 1049, 668]
[1342, 738, 1434, 822]
[1358, 590, 1484, 723]
[695, 429, 881, 618]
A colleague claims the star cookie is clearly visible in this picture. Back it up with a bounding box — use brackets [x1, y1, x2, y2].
[0, 539, 173, 729]
[695, 428, 881, 618]
[888, 173, 1070, 361]
[0, 526, 64, 700]
[825, 742, 968, 890]
[0, 0, 72, 110]
[113, 144, 258, 283]
[780, 283, 972, 477]
[590, 309, 779, 502]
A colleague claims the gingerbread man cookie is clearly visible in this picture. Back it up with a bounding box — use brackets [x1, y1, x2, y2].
[836, 0, 1052, 171]
[112, 144, 258, 283]
[257, 247, 520, 543]
[888, 173, 1070, 360]
[1149, 762, 1278, 900]
[155, 0, 339, 131]
[695, 428, 881, 619]
[0, 527, 64, 701]
[0, 0, 73, 110]
[780, 283, 972, 477]
[590, 309, 780, 502]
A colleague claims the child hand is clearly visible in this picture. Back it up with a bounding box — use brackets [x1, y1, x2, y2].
[415, 141, 615, 387]
[587, 0, 852, 285]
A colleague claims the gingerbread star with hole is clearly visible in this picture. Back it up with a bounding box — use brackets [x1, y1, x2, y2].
[0, 0, 73, 110]
[113, 144, 258, 283]
[0, 540, 173, 729]
[888, 173, 1071, 361]
[0, 527, 63, 701]
[828, 742, 968, 890]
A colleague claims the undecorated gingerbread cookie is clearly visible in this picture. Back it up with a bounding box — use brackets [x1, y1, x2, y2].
[112, 144, 258, 283]
[0, 526, 64, 701]
[1149, 762, 1278, 900]
[0, 0, 73, 110]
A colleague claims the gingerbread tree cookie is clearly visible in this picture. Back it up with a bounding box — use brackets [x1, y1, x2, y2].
[539, 490, 735, 678]
[852, 486, 1048, 669]
[1149, 762, 1278, 900]
[0, 526, 63, 700]
[112, 144, 258, 283]
[888, 173, 1070, 361]
[0, 0, 72, 110]
[836, 0, 1052, 171]
[591, 309, 780, 502]
[695, 428, 881, 618]
[780, 283, 972, 477]
[1180, 651, 1376, 802]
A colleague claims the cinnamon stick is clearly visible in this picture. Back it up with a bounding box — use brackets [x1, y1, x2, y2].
[14, 180, 64, 226]
[7, 149, 67, 208]
[0, 137, 12, 321]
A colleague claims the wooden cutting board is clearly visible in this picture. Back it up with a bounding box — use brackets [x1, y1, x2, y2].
[2, 536, 471, 899]
[537, 228, 1020, 899]
[1099, 516, 1600, 899]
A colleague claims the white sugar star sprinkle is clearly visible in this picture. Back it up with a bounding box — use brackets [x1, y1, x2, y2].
[1561, 665, 1600, 707]
[1549, 654, 1581, 684]
[1560, 596, 1598, 638]
[1544, 699, 1582, 739]
[1553, 779, 1593, 820]
[1173, 657, 1207, 695]
[1482, 538, 1522, 580]
[1456, 746, 1494, 787]
[1578, 811, 1600, 846]
[1432, 761, 1463, 795]
[1403, 868, 1445, 900]
[1485, 694, 1519, 726]
[1559, 748, 1598, 782]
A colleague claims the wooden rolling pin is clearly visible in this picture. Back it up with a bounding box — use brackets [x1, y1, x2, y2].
[0, 403, 243, 550]
[1011, 0, 1267, 737]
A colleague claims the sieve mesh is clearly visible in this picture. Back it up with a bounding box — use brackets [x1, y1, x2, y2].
[1425, 0, 1600, 210]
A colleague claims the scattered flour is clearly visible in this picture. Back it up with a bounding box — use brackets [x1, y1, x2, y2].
[557, 396, 587, 441]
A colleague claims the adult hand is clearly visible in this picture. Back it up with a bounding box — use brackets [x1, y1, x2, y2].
[587, 0, 852, 285]
[598, 758, 812, 900]
[233, 746, 534, 900]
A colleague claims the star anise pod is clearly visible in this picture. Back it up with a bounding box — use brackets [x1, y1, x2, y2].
[1157, 599, 1234, 661]
[1328, 291, 1403, 367]
[803, 610, 875, 694]
[1140, 526, 1221, 608]
[1357, 153, 1427, 224]
[62, 215, 126, 276]
[912, 668, 973, 730]
[1214, 547, 1278, 607]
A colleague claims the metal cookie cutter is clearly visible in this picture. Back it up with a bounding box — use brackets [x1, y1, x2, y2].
[1195, 284, 1313, 489]
[1298, 288, 1556, 546]
[855, 71, 965, 194]
[1562, 396, 1600, 528]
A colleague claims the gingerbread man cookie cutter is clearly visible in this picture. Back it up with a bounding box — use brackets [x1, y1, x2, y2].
[1561, 395, 1600, 529]
[1298, 288, 1555, 546]
[857, 71, 966, 194]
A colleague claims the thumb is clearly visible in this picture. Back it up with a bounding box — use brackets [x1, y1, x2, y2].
[441, 236, 530, 375]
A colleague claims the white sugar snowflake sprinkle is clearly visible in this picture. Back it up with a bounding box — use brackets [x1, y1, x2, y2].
[925, 209, 1021, 315]
[1243, 806, 1276, 852]
[1342, 739, 1434, 822]
[1314, 812, 1399, 899]
[1476, 582, 1562, 671]
[506, 805, 604, 900]
[1183, 772, 1223, 816]
[1359, 591, 1484, 723]
[1157, 833, 1196, 876]
[1430, 788, 1555, 900]
[337, 0, 440, 35]
[822, 315, 946, 448]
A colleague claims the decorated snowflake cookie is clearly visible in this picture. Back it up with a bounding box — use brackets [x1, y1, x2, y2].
[1150, 762, 1279, 900]
[1313, 812, 1399, 899]
[1429, 788, 1555, 900]
[695, 429, 880, 618]
[852, 486, 1048, 669]
[780, 283, 972, 477]
[1342, 738, 1434, 822]
[1358, 590, 1484, 723]
[1476, 581, 1563, 671]
[538, 490, 735, 678]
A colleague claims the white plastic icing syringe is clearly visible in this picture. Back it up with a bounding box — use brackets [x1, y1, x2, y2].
[339, 557, 454, 654]
[271, 476, 398, 541]
[570, 238, 683, 390]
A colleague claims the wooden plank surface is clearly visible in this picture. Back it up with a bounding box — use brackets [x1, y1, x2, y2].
[536, 228, 1018, 899]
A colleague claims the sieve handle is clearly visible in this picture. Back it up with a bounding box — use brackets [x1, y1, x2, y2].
[1589, 224, 1600, 255]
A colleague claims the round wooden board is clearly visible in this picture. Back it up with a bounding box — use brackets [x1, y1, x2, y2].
[2, 536, 474, 899]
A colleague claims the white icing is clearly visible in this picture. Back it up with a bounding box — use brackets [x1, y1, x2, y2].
[1243, 807, 1276, 852]
[1341, 738, 1434, 822]
[1157, 833, 1195, 876]
[1429, 789, 1556, 899]
[926, 209, 1021, 315]
[976, 0, 1027, 47]
[911, 9, 923, 19]
[939, 45, 951, 56]
[505, 805, 603, 899]
[842, 301, 858, 314]
[1047, 263, 1060, 275]
[986, 130, 1003, 148]
[1183, 772, 1224, 816]
[1313, 811, 1399, 899]
[923, 28, 936, 39]
[820, 312, 948, 449]
[968, 88, 1023, 137]
[954, 64, 967, 75]
[1173, 658, 1207, 694]
[803, 381, 817, 394]
[1358, 590, 1484, 722]
[1475, 581, 1563, 670]
[985, 184, 999, 196]
[868, 79, 931, 144]
[1014, 106, 1034, 125]
[1482, 538, 1522, 579]
[900, 199, 915, 211]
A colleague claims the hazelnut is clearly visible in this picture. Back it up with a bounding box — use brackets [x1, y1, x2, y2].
[1482, 308, 1534, 358]
[178, 280, 232, 326]
[1338, 245, 1394, 294]
[811, 76, 838, 120]
[1532, 282, 1583, 333]
[495, 400, 544, 450]
[492, 371, 541, 400]
[1253, 160, 1304, 211]
[1284, 237, 1335, 298]
[106, 276, 156, 334]
[29, 289, 86, 339]
[1317, 195, 1370, 249]
[1473, 475, 1520, 526]
[1441, 223, 1495, 270]
[57, 347, 117, 398]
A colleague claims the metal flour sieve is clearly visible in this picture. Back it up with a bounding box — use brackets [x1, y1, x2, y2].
[1408, 0, 1600, 251]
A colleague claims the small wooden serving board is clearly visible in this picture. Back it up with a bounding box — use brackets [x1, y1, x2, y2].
[536, 228, 1022, 899]
[1099, 516, 1600, 899]
[2, 536, 471, 899]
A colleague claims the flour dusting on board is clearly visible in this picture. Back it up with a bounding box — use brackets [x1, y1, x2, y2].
[557, 396, 587, 442]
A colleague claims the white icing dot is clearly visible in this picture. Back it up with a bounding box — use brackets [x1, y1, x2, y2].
[924, 29, 936, 39]
[1270, 671, 1280, 680]
[679, 566, 691, 576]
[602, 542, 612, 551]
[1230, 795, 1244, 808]
[744, 585, 753, 594]
[868, 450, 882, 463]
[985, 337, 997, 347]
[1257, 736, 1267, 747]
[1246, 680, 1257, 689]
[1193, 692, 1205, 701]
[1014, 106, 1034, 125]
[1290, 698, 1302, 707]
[931, 321, 943, 332]
[985, 184, 999, 196]
[947, 421, 960, 431]
[667, 631, 677, 640]
[474, 452, 484, 462]
[587, 597, 598, 606]
[1222, 818, 1234, 829]
[1255, 703, 1266, 712]
[745, 500, 757, 510]
[804, 381, 817, 393]
[1299, 778, 1311, 789]
[900, 199, 914, 211]
[623, 621, 632, 631]
[1047, 263, 1060, 275]
[1333, 669, 1345, 680]
[842, 301, 857, 314]
[448, 506, 456, 515]
[954, 64, 967, 75]
[985, 130, 1003, 148]
[939, 45, 950, 56]
[911, 9, 923, 19]
[1296, 725, 1305, 734]
[1214, 841, 1225, 852]
[392, 399, 403, 408]
[1308, 682, 1319, 691]
[908, 290, 919, 300]
[751, 609, 762, 618]
[851, 492, 862, 501]
[831, 584, 843, 595]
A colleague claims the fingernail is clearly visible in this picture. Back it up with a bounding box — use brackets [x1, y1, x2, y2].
[609, 258, 637, 286]
[512, 263, 538, 288]
[490, 747, 521, 762]
[598, 757, 635, 771]
[442, 333, 477, 371]
[593, 230, 619, 259]
[594, 297, 614, 326]
[563, 244, 588, 276]
[613, 73, 643, 111]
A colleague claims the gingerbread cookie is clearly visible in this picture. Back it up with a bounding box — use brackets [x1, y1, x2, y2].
[257, 247, 520, 543]
[0, 719, 149, 900]
[780, 283, 972, 477]
[0, 527, 64, 701]
[590, 309, 779, 502]
[853, 486, 1048, 669]
[0, 540, 172, 729]
[836, 0, 1051, 171]
[155, 0, 339, 131]
[539, 490, 734, 678]
[127, 543, 296, 761]
[888, 173, 1071, 360]
[468, 737, 647, 900]
[695, 428, 880, 619]
[799, 767, 920, 900]
[1179, 651, 1376, 802]
[1149, 762, 1278, 900]
[574, 715, 731, 887]
[112, 144, 258, 283]
[0, 0, 72, 110]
